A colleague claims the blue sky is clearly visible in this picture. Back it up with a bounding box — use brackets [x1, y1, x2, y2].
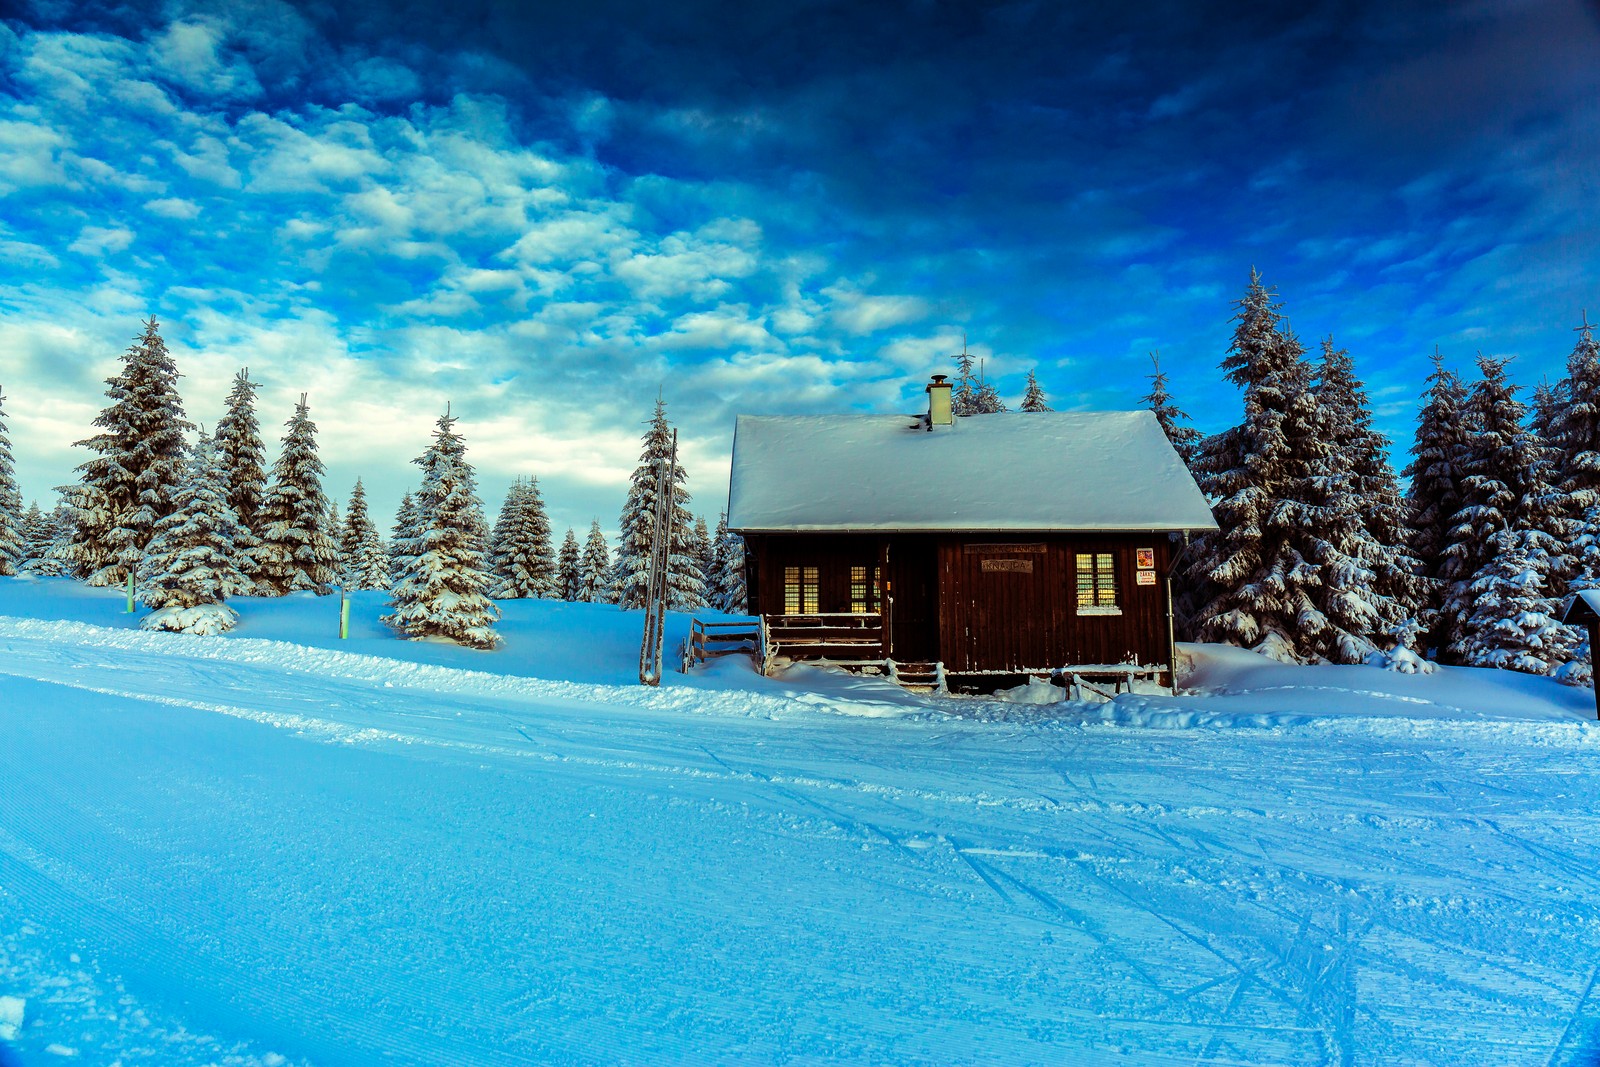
[2, 0, 1597, 537]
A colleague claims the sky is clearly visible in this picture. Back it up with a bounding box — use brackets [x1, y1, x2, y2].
[1, 0, 1597, 539]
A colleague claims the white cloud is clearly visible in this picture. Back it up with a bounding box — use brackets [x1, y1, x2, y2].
[67, 225, 134, 256]
[145, 196, 202, 219]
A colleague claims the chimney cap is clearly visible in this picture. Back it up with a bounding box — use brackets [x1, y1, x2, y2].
[928, 374, 950, 388]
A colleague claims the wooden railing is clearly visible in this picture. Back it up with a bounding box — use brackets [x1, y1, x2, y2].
[762, 612, 885, 671]
[681, 617, 761, 672]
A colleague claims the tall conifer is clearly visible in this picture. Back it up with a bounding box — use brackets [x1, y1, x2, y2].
[255, 394, 340, 595]
[62, 318, 192, 585]
[614, 398, 703, 610]
[580, 520, 612, 603]
[0, 386, 23, 576]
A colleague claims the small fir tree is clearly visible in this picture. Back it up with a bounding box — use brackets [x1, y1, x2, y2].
[0, 386, 23, 576]
[61, 318, 192, 585]
[1141, 352, 1203, 467]
[973, 361, 1006, 414]
[383, 411, 500, 648]
[491, 477, 557, 599]
[390, 491, 421, 585]
[613, 397, 704, 610]
[19, 501, 48, 571]
[580, 520, 612, 603]
[951, 344, 980, 416]
[255, 394, 340, 595]
[1019, 370, 1052, 413]
[338, 478, 390, 591]
[557, 527, 582, 601]
[711, 512, 747, 613]
[135, 433, 245, 634]
[1553, 312, 1600, 512]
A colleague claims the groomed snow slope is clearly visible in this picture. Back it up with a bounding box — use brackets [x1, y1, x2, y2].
[1, 577, 1600, 1065]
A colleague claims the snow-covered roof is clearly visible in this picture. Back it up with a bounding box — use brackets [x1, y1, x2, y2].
[1562, 588, 1600, 623]
[727, 410, 1219, 533]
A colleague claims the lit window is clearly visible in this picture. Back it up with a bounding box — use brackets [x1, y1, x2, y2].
[1075, 553, 1119, 615]
[849, 565, 881, 613]
[784, 566, 819, 614]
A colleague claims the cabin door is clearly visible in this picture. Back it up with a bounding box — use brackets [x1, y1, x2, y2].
[886, 539, 938, 662]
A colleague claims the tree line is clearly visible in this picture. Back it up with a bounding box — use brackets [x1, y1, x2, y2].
[0, 318, 748, 647]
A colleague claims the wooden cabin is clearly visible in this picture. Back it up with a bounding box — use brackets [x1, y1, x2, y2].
[725, 374, 1219, 691]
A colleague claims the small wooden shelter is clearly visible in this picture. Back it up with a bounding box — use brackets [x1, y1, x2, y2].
[1559, 590, 1600, 720]
[726, 375, 1219, 691]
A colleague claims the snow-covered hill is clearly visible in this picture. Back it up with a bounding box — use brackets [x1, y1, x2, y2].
[1, 577, 1599, 1065]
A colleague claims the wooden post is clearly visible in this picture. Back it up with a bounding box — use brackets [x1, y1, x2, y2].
[1590, 621, 1600, 722]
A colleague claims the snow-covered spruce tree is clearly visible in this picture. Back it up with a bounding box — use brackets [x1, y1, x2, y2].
[1306, 339, 1424, 663]
[1402, 351, 1469, 655]
[0, 385, 23, 576]
[1530, 380, 1564, 444]
[490, 477, 557, 599]
[255, 394, 340, 596]
[1456, 526, 1571, 674]
[338, 478, 390, 591]
[1553, 313, 1600, 509]
[1188, 270, 1332, 662]
[19, 501, 47, 571]
[711, 512, 747, 613]
[580, 519, 612, 603]
[557, 528, 582, 601]
[613, 398, 704, 610]
[1438, 356, 1536, 663]
[384, 495, 416, 588]
[1141, 352, 1202, 467]
[1019, 370, 1052, 413]
[136, 433, 246, 634]
[214, 368, 267, 535]
[690, 515, 713, 601]
[383, 412, 500, 648]
[32, 499, 76, 577]
[61, 318, 192, 585]
[951, 346, 980, 416]
[974, 361, 1006, 414]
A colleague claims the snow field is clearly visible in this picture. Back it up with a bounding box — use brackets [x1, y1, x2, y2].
[1, 578, 1599, 1064]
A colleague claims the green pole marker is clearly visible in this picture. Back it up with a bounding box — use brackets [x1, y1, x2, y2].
[126, 571, 135, 613]
[340, 589, 350, 640]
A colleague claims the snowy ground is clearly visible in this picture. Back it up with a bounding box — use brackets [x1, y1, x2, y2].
[2, 577, 1599, 1066]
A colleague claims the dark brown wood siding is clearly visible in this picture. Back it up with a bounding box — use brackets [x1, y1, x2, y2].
[742, 531, 1174, 676]
[936, 535, 1171, 673]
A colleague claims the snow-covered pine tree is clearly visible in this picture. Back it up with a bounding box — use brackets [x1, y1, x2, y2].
[383, 411, 500, 648]
[254, 394, 340, 596]
[711, 512, 747, 613]
[1141, 352, 1203, 467]
[1438, 355, 1533, 662]
[61, 318, 192, 585]
[1305, 339, 1424, 662]
[0, 385, 23, 576]
[951, 344, 980, 416]
[1188, 270, 1331, 662]
[1401, 351, 1469, 656]
[486, 478, 525, 578]
[135, 433, 245, 634]
[19, 501, 47, 571]
[1018, 369, 1052, 413]
[491, 477, 557, 599]
[613, 398, 704, 610]
[214, 369, 267, 533]
[390, 491, 420, 585]
[1552, 313, 1600, 509]
[974, 361, 1007, 414]
[557, 528, 582, 601]
[690, 515, 713, 603]
[580, 520, 612, 603]
[338, 478, 390, 591]
[32, 499, 76, 577]
[1456, 525, 1572, 674]
[1530, 380, 1564, 443]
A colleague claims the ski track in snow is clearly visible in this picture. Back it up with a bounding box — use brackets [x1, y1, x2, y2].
[2, 611, 1600, 1064]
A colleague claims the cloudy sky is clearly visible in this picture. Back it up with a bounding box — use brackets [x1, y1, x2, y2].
[2, 0, 1597, 537]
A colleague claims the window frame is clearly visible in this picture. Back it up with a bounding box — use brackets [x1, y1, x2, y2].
[1074, 551, 1122, 616]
